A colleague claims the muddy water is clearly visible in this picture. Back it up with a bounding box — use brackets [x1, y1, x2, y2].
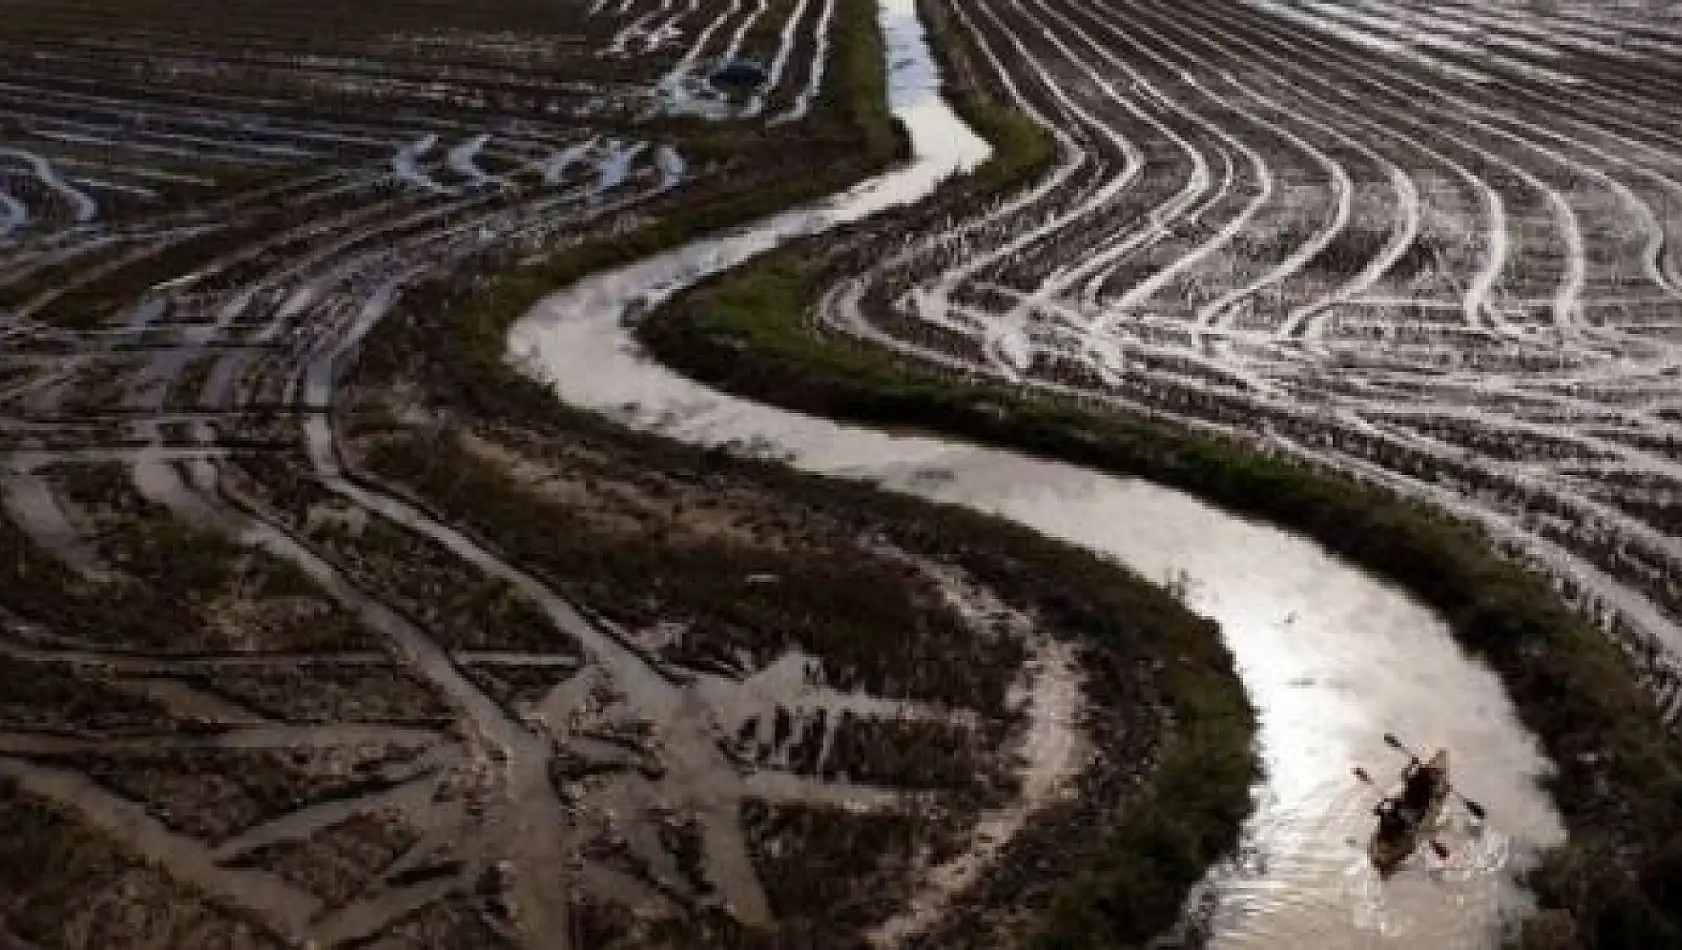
[508, 0, 1564, 943]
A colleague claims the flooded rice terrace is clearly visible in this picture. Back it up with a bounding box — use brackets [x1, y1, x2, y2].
[513, 0, 1573, 944]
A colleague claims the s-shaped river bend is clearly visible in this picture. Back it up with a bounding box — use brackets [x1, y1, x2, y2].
[510, 0, 1564, 943]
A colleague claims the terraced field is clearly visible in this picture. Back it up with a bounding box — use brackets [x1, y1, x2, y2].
[820, 0, 1682, 725]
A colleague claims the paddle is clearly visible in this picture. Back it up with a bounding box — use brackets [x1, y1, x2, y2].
[1352, 766, 1452, 860]
[1383, 733, 1489, 821]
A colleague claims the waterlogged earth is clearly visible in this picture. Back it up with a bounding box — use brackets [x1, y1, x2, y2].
[0, 0, 1099, 946]
[4, 0, 1677, 945]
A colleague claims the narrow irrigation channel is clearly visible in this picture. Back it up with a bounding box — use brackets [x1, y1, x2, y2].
[511, 0, 1563, 943]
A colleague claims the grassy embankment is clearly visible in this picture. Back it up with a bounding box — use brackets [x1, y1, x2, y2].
[347, 0, 1258, 944]
[423, 0, 907, 429]
[630, 6, 1682, 949]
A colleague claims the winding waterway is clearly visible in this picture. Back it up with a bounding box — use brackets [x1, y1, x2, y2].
[509, 0, 1566, 943]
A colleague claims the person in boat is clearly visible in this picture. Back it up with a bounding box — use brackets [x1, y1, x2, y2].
[1373, 798, 1411, 844]
[1399, 757, 1444, 814]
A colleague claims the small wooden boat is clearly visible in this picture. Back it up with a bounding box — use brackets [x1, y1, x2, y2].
[1367, 749, 1449, 879]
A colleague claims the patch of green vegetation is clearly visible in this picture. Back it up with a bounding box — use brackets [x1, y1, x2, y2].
[40, 226, 253, 329]
[915, 0, 1056, 197]
[205, 664, 451, 726]
[0, 506, 201, 651]
[1016, 536, 1255, 949]
[228, 453, 584, 654]
[32, 745, 422, 844]
[1033, 737, 1258, 949]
